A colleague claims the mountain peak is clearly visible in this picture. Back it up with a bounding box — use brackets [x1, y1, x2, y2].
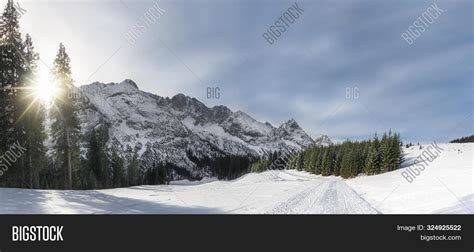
[280, 118, 300, 129]
[172, 93, 187, 99]
[234, 110, 250, 117]
[120, 79, 139, 90]
[314, 135, 333, 146]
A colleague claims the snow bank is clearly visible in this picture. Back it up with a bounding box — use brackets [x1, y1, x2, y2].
[346, 143, 473, 214]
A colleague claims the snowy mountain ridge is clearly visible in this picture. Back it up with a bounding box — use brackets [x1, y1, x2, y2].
[76, 80, 323, 179]
[314, 135, 333, 146]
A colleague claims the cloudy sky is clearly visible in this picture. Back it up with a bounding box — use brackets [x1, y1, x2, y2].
[6, 0, 473, 142]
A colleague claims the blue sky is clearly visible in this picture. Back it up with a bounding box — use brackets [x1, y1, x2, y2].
[10, 0, 473, 142]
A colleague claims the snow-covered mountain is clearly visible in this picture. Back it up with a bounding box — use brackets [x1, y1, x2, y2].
[76, 80, 321, 179]
[314, 135, 333, 146]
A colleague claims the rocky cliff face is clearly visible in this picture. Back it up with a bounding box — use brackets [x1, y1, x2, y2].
[75, 80, 325, 179]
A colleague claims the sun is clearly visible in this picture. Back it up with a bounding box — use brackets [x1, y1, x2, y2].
[34, 72, 58, 103]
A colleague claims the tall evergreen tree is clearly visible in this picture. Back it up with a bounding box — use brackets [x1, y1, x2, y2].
[364, 134, 381, 175]
[392, 132, 404, 169]
[20, 34, 46, 188]
[333, 146, 343, 176]
[110, 140, 125, 188]
[321, 148, 330, 176]
[340, 146, 352, 178]
[296, 153, 304, 171]
[380, 132, 393, 173]
[84, 124, 110, 188]
[307, 148, 318, 174]
[51, 43, 80, 189]
[127, 148, 139, 186]
[303, 150, 313, 172]
[0, 0, 26, 187]
[313, 148, 323, 175]
[84, 129, 100, 188]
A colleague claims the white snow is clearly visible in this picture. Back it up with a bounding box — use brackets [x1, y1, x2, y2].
[182, 116, 254, 151]
[0, 170, 377, 214]
[346, 143, 473, 214]
[0, 143, 471, 214]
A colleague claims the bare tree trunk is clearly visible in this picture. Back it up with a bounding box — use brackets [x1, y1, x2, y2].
[28, 137, 39, 189]
[65, 127, 72, 189]
[28, 143, 33, 189]
[33, 158, 39, 189]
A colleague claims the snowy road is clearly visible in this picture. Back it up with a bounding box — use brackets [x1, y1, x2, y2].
[264, 178, 379, 214]
[0, 170, 379, 214]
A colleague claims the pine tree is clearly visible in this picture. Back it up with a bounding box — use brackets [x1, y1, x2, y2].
[333, 146, 343, 176]
[20, 34, 46, 188]
[110, 140, 124, 188]
[296, 153, 304, 171]
[127, 148, 139, 186]
[351, 144, 363, 177]
[364, 134, 381, 175]
[85, 129, 102, 188]
[0, 0, 26, 187]
[307, 148, 318, 173]
[380, 132, 390, 172]
[380, 131, 402, 172]
[51, 43, 80, 189]
[321, 148, 330, 176]
[393, 133, 404, 168]
[340, 147, 352, 178]
[328, 147, 335, 175]
[314, 148, 323, 175]
[303, 150, 313, 172]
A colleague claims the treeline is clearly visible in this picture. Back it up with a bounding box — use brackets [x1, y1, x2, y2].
[187, 150, 255, 180]
[250, 150, 285, 173]
[251, 131, 404, 179]
[0, 1, 48, 189]
[250, 160, 272, 173]
[76, 129, 144, 189]
[450, 135, 474, 143]
[207, 155, 253, 180]
[0, 0, 95, 189]
[0, 1, 149, 190]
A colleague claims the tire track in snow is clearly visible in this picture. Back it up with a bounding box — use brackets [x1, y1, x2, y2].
[264, 178, 379, 214]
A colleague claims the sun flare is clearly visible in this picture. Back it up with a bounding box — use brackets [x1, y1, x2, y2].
[34, 72, 58, 103]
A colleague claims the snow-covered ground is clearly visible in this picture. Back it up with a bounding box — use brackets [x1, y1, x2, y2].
[0, 143, 471, 214]
[347, 143, 473, 214]
[0, 170, 378, 214]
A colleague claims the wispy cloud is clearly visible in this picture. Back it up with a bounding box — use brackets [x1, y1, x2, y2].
[12, 0, 473, 142]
